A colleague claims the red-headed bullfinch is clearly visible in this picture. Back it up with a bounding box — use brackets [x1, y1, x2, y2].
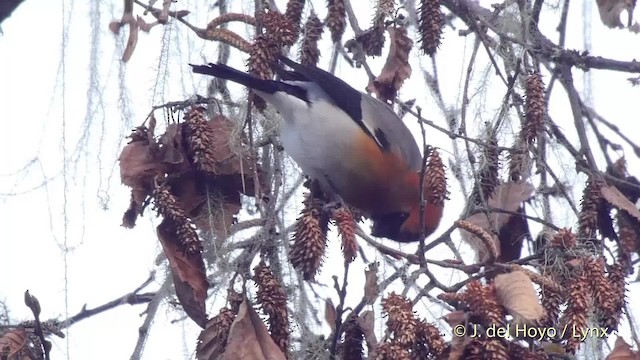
[191, 57, 443, 242]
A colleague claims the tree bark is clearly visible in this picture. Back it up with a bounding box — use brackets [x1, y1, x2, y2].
[0, 0, 27, 25]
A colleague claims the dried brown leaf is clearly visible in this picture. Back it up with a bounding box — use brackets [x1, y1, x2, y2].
[442, 311, 466, 327]
[207, 13, 257, 29]
[448, 334, 472, 360]
[596, 0, 637, 28]
[325, 298, 337, 332]
[364, 263, 379, 304]
[457, 219, 498, 263]
[0, 329, 27, 359]
[462, 182, 534, 261]
[121, 14, 139, 62]
[221, 300, 287, 360]
[157, 219, 208, 328]
[119, 139, 163, 188]
[355, 310, 377, 351]
[158, 124, 190, 171]
[367, 26, 413, 103]
[602, 185, 640, 222]
[493, 271, 545, 325]
[606, 337, 640, 360]
[137, 15, 159, 32]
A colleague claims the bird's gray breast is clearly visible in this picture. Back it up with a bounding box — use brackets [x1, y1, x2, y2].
[278, 98, 363, 195]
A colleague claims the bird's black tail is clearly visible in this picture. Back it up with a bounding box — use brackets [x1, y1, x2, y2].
[190, 63, 306, 100]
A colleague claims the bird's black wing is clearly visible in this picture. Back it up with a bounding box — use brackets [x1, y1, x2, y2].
[190, 63, 308, 102]
[276, 57, 387, 149]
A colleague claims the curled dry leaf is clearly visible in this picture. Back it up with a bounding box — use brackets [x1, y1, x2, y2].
[462, 182, 534, 262]
[201, 28, 252, 53]
[448, 333, 473, 360]
[159, 124, 189, 170]
[157, 219, 209, 328]
[202, 115, 254, 175]
[601, 185, 640, 222]
[442, 310, 466, 327]
[493, 271, 545, 326]
[121, 13, 139, 62]
[221, 300, 286, 360]
[137, 16, 159, 33]
[606, 337, 640, 360]
[207, 13, 257, 30]
[456, 219, 498, 263]
[355, 310, 377, 351]
[364, 262, 379, 304]
[119, 125, 163, 227]
[119, 138, 163, 189]
[367, 25, 413, 103]
[596, 0, 637, 28]
[324, 298, 337, 332]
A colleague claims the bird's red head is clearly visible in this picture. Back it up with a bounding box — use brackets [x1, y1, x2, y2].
[370, 172, 444, 243]
[399, 170, 444, 242]
[395, 201, 444, 242]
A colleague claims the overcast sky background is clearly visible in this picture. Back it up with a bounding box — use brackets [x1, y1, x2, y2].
[1, 0, 639, 359]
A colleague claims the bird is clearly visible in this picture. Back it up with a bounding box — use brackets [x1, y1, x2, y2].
[190, 57, 443, 243]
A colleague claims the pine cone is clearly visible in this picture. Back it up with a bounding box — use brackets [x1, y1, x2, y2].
[284, 0, 305, 40]
[261, 10, 297, 46]
[382, 293, 419, 350]
[375, 342, 411, 360]
[585, 256, 618, 331]
[247, 34, 280, 110]
[184, 107, 217, 174]
[325, 0, 346, 43]
[357, 22, 386, 57]
[417, 321, 447, 357]
[332, 206, 358, 262]
[607, 261, 627, 331]
[549, 228, 577, 250]
[425, 149, 448, 206]
[153, 179, 202, 255]
[477, 134, 500, 201]
[560, 268, 590, 354]
[461, 281, 506, 327]
[540, 285, 564, 328]
[196, 308, 236, 356]
[577, 177, 604, 240]
[523, 72, 546, 144]
[289, 193, 330, 280]
[382, 293, 419, 347]
[508, 137, 530, 182]
[418, 0, 444, 55]
[341, 315, 365, 360]
[254, 261, 290, 356]
[300, 12, 324, 66]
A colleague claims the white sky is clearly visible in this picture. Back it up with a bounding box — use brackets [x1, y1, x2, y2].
[0, 0, 639, 359]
